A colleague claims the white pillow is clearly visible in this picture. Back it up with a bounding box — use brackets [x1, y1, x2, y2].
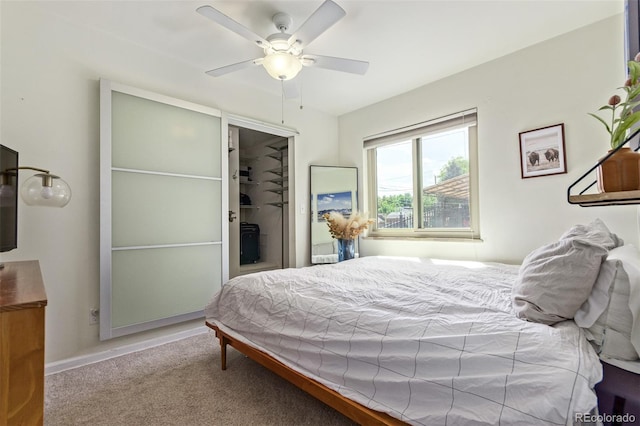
[576, 245, 640, 360]
[559, 218, 623, 249]
[512, 238, 608, 325]
[574, 259, 617, 327]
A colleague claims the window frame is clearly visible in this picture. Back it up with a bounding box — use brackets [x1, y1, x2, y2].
[364, 109, 480, 240]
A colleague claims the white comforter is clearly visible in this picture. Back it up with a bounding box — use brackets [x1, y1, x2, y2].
[205, 256, 602, 425]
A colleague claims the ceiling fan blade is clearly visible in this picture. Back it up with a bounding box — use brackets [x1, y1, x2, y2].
[282, 80, 299, 99]
[197, 5, 270, 48]
[302, 54, 369, 75]
[287, 0, 345, 48]
[205, 58, 263, 77]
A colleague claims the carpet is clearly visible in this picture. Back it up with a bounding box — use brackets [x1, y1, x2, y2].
[45, 329, 356, 425]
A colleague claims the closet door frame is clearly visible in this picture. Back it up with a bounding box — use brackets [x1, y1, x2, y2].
[100, 79, 227, 340]
[225, 114, 298, 269]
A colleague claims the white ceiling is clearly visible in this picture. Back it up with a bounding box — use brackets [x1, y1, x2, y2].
[31, 0, 624, 116]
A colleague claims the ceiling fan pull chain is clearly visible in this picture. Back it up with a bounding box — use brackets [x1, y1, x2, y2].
[281, 79, 285, 124]
[300, 71, 304, 110]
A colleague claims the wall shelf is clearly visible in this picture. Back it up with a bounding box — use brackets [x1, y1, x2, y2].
[569, 190, 640, 206]
[567, 129, 640, 207]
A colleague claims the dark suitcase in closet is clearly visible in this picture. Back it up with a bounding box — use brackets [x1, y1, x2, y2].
[240, 222, 260, 264]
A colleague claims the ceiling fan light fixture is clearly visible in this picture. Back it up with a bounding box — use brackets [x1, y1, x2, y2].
[267, 34, 291, 51]
[197, 2, 369, 81]
[263, 52, 302, 80]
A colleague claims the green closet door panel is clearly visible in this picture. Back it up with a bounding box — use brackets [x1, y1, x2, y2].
[112, 171, 221, 248]
[111, 245, 222, 328]
[111, 91, 221, 177]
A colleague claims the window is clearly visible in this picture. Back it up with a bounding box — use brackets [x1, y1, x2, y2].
[364, 109, 479, 239]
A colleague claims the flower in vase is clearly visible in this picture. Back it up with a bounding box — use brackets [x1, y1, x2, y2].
[589, 52, 640, 149]
[322, 211, 374, 240]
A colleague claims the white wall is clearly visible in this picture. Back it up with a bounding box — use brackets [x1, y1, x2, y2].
[0, 2, 337, 363]
[339, 15, 639, 264]
[2, 2, 635, 364]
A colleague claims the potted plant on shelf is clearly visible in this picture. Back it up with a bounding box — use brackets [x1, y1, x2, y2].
[589, 53, 640, 192]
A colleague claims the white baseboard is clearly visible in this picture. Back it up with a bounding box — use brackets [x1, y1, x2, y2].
[45, 326, 209, 375]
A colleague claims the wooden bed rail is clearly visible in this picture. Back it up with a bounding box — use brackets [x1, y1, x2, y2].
[205, 321, 407, 426]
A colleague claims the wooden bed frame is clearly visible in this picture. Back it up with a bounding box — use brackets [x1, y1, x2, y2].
[205, 321, 406, 426]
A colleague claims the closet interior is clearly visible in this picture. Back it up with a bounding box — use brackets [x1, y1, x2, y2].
[228, 125, 289, 278]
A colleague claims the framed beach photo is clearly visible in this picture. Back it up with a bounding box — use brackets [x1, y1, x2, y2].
[519, 123, 567, 179]
[316, 191, 353, 222]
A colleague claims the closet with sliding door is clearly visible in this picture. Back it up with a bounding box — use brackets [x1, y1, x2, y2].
[99, 81, 297, 339]
[228, 124, 290, 278]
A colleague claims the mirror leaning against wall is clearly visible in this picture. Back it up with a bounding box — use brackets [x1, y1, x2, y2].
[310, 165, 358, 264]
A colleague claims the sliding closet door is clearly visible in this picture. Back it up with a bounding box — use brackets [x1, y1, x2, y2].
[100, 79, 227, 340]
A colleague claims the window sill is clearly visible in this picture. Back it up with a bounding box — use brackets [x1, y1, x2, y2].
[363, 235, 483, 243]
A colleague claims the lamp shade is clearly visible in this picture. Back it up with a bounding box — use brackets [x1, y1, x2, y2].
[262, 52, 302, 80]
[21, 173, 71, 207]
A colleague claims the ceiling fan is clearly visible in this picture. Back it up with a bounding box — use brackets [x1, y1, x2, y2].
[196, 0, 369, 96]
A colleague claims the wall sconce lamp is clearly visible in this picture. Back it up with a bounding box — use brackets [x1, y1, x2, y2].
[0, 166, 71, 208]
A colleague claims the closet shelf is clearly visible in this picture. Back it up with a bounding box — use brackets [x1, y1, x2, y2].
[266, 153, 287, 161]
[266, 201, 288, 207]
[264, 165, 288, 175]
[265, 177, 286, 184]
[238, 261, 280, 275]
[240, 205, 260, 209]
[267, 140, 288, 151]
[266, 187, 288, 194]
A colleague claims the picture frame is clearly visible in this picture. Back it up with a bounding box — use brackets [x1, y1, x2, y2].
[519, 123, 567, 178]
[316, 191, 353, 222]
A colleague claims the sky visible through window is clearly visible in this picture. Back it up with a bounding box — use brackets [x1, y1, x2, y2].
[377, 128, 468, 196]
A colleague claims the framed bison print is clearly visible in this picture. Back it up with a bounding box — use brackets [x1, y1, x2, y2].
[519, 123, 566, 178]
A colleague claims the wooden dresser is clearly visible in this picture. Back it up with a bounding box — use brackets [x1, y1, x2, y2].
[0, 261, 47, 425]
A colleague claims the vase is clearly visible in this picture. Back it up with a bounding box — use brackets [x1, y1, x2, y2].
[337, 238, 355, 262]
[597, 147, 640, 192]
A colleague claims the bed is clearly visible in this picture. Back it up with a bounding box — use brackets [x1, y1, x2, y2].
[204, 220, 640, 425]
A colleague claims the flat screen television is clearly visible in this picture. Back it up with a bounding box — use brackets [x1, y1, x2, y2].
[627, 0, 640, 62]
[626, 0, 640, 150]
[0, 144, 18, 253]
